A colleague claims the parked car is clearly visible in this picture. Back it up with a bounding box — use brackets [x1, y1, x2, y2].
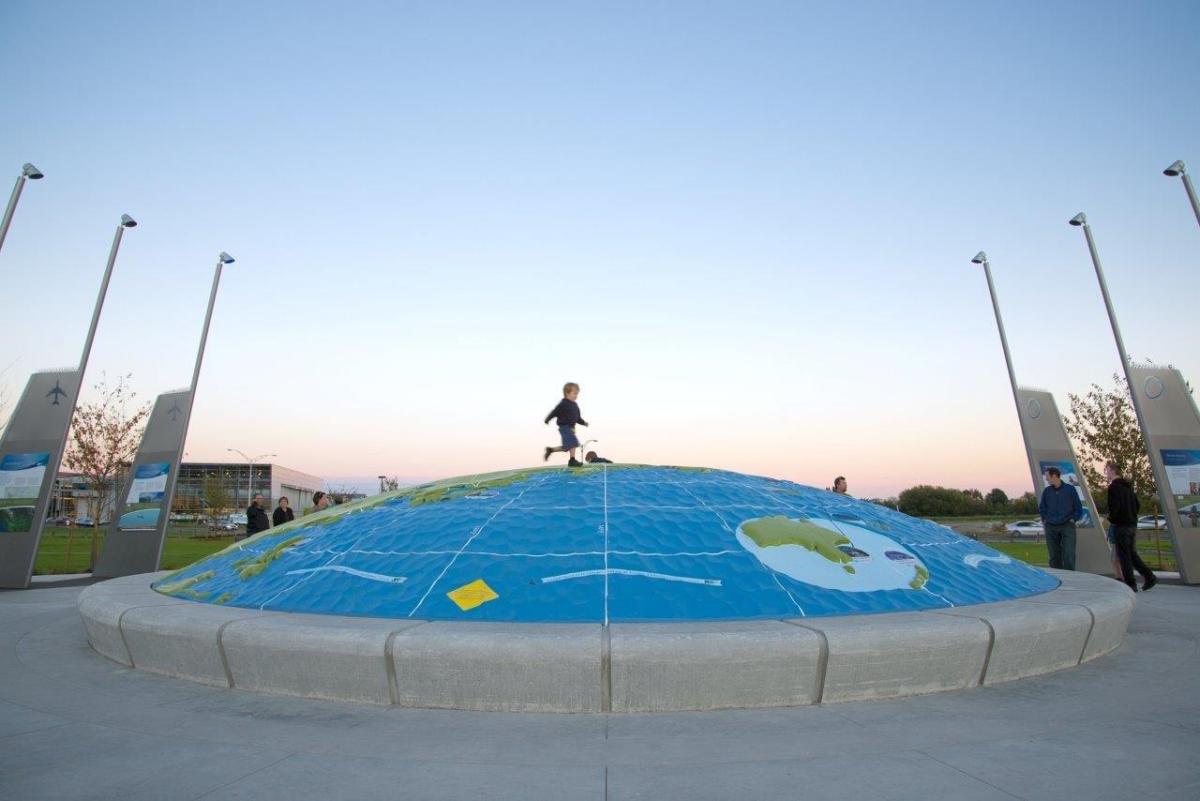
[45, 515, 72, 526]
[74, 516, 94, 527]
[1005, 520, 1044, 537]
[1137, 515, 1167, 530]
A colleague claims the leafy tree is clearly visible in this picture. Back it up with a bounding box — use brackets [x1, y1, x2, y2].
[898, 485, 988, 517]
[985, 488, 1009, 509]
[1064, 373, 1157, 510]
[201, 472, 233, 517]
[1011, 492, 1039, 515]
[63, 375, 150, 568]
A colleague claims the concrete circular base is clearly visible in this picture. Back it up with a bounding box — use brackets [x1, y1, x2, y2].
[77, 568, 1133, 713]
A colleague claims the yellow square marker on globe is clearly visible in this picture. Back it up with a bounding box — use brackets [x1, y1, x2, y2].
[447, 579, 498, 611]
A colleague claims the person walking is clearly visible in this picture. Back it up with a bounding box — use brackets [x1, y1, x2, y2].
[1104, 461, 1157, 592]
[272, 496, 295, 527]
[1039, 466, 1082, 570]
[244, 493, 270, 540]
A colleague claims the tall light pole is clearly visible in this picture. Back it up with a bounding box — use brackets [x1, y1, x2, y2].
[1163, 160, 1200, 229]
[0, 163, 44, 257]
[77, 215, 138, 393]
[1068, 212, 1163, 495]
[227, 448, 276, 508]
[158, 253, 235, 535]
[970, 251, 1038, 484]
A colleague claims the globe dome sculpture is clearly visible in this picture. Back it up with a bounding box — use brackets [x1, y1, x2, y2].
[154, 465, 1058, 621]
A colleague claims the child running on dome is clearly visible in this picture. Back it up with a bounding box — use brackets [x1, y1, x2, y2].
[543, 382, 588, 467]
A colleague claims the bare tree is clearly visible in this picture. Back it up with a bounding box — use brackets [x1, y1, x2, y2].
[63, 374, 150, 568]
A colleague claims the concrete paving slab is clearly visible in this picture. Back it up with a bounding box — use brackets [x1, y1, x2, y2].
[120, 602, 271, 686]
[390, 622, 603, 712]
[191, 753, 606, 801]
[609, 620, 823, 711]
[222, 613, 423, 704]
[938, 598, 1092, 684]
[793, 611, 991, 702]
[2, 581, 1199, 801]
[607, 750, 1020, 801]
[1023, 586, 1136, 661]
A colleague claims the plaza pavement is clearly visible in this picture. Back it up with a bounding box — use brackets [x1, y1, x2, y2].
[1, 574, 1197, 801]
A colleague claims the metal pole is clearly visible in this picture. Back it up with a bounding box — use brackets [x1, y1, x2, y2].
[0, 175, 28, 256]
[76, 222, 130, 389]
[975, 254, 1039, 489]
[1073, 215, 1175, 529]
[158, 257, 227, 559]
[1180, 172, 1200, 229]
[0, 164, 44, 258]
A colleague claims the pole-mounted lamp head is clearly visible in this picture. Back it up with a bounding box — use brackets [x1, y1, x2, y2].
[971, 251, 988, 265]
[1069, 213, 1087, 227]
[1163, 160, 1186, 177]
[218, 252, 235, 264]
[120, 214, 137, 228]
[21, 163, 44, 180]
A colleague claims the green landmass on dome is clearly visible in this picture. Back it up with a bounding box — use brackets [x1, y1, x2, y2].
[157, 570, 215, 597]
[409, 468, 544, 506]
[741, 516, 854, 569]
[233, 535, 306, 580]
[909, 565, 929, 590]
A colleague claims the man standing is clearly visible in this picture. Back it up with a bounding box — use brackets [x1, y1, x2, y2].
[1039, 466, 1082, 570]
[244, 493, 270, 540]
[1104, 461, 1157, 592]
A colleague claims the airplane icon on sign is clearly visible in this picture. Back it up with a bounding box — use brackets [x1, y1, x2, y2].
[46, 381, 67, 406]
[167, 402, 183, 422]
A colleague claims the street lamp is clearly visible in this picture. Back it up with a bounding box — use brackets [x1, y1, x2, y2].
[1163, 160, 1200, 229]
[969, 251, 1038, 492]
[227, 448, 276, 508]
[1068, 210, 1156, 463]
[0, 162, 45, 258]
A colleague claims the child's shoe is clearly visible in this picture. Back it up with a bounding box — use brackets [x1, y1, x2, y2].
[568, 458, 583, 467]
[543, 447, 552, 462]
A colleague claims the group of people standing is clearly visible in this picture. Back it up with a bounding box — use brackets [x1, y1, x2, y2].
[240, 491, 331, 541]
[1039, 462, 1157, 592]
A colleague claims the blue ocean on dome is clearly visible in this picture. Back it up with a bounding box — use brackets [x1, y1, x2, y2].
[153, 465, 1059, 622]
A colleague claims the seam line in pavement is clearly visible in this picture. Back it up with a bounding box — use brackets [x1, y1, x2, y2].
[919, 750, 1030, 801]
[189, 751, 300, 801]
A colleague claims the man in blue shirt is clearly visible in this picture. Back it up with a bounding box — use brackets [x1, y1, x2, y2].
[1038, 466, 1083, 570]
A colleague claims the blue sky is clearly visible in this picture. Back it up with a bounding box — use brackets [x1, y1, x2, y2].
[1, 1, 1197, 496]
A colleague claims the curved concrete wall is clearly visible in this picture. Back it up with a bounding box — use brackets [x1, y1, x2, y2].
[78, 568, 1134, 713]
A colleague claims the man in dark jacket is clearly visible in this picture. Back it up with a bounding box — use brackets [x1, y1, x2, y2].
[1039, 466, 1083, 570]
[1104, 461, 1157, 592]
[244, 493, 270, 540]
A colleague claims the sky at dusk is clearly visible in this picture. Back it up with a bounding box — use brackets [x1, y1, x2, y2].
[1, 1, 1197, 498]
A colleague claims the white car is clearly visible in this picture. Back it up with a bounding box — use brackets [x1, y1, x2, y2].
[1137, 515, 1167, 530]
[1005, 520, 1044, 537]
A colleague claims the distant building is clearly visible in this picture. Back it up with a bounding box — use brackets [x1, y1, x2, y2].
[44, 462, 325, 523]
[173, 462, 324, 515]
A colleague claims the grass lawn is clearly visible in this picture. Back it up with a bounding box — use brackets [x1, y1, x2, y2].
[987, 538, 1177, 571]
[34, 526, 235, 575]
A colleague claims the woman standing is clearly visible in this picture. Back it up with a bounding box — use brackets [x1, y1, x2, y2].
[273, 496, 295, 527]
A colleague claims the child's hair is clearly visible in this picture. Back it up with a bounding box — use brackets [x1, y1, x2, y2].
[1105, 460, 1123, 475]
[1045, 467, 1061, 477]
[585, 451, 597, 462]
[563, 382, 580, 396]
